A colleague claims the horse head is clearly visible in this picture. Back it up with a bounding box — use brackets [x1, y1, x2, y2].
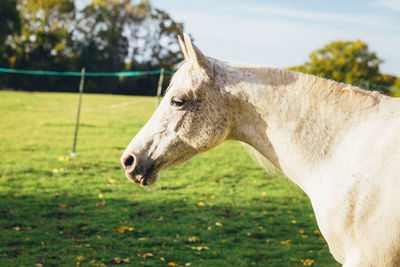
[121, 34, 232, 186]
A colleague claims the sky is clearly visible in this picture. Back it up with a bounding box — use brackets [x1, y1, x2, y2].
[151, 0, 400, 76]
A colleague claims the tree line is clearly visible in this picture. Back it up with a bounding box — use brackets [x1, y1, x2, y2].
[1, 1, 398, 96]
[0, 0, 184, 95]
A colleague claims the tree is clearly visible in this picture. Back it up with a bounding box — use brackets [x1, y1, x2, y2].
[288, 40, 383, 84]
[391, 78, 400, 97]
[75, 0, 184, 94]
[0, 0, 20, 69]
[2, 0, 78, 91]
[11, 0, 76, 63]
[372, 73, 397, 87]
[0, 0, 20, 47]
[122, 7, 185, 95]
[76, 0, 148, 72]
[393, 77, 400, 88]
[1, 0, 185, 95]
[130, 8, 184, 67]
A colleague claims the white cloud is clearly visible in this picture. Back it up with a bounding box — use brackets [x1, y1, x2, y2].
[151, 0, 400, 75]
[177, 10, 400, 75]
[239, 4, 400, 31]
[379, 0, 400, 11]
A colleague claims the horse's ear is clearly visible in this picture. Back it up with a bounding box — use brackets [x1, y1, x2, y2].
[183, 33, 213, 76]
[178, 35, 188, 60]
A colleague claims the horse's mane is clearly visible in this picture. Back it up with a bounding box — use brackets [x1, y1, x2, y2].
[299, 72, 383, 110]
[228, 62, 384, 111]
[225, 63, 385, 174]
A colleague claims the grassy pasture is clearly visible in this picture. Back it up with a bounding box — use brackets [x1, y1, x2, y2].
[0, 91, 340, 266]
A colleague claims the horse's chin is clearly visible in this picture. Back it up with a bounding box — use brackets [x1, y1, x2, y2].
[125, 171, 160, 186]
[140, 173, 159, 186]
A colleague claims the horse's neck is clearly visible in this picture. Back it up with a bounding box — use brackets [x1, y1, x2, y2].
[227, 65, 384, 192]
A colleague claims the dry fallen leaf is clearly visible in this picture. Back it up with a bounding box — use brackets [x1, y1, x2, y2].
[191, 246, 210, 251]
[301, 259, 315, 266]
[96, 201, 107, 207]
[76, 256, 85, 261]
[113, 226, 135, 233]
[113, 257, 130, 264]
[188, 237, 198, 242]
[58, 203, 67, 209]
[168, 262, 179, 266]
[141, 253, 153, 259]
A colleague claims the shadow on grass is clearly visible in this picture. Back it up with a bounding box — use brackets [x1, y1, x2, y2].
[0, 191, 340, 267]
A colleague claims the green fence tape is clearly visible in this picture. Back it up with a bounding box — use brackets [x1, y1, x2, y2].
[1, 67, 398, 92]
[0, 67, 174, 77]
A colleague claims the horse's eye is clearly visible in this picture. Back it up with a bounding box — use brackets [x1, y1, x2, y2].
[171, 97, 186, 107]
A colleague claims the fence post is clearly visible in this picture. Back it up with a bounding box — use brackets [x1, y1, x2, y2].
[156, 68, 164, 108]
[71, 67, 86, 157]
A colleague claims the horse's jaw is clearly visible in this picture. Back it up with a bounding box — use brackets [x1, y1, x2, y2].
[121, 135, 199, 187]
[124, 167, 160, 186]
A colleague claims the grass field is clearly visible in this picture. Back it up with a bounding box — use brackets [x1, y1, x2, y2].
[0, 90, 340, 267]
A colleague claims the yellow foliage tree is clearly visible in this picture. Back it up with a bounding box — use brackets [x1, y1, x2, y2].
[288, 40, 382, 84]
[391, 77, 400, 97]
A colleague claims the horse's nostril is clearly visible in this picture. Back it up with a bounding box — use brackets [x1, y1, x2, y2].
[125, 155, 134, 166]
[122, 153, 135, 171]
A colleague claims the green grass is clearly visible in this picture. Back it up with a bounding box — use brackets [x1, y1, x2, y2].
[0, 91, 340, 267]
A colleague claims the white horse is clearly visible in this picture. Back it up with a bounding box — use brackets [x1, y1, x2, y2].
[121, 34, 400, 266]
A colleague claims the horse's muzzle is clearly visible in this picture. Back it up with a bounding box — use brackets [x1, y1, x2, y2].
[121, 153, 159, 186]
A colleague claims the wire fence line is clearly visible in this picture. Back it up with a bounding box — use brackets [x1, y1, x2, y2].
[0, 67, 174, 77]
[1, 67, 399, 93]
[0, 67, 173, 156]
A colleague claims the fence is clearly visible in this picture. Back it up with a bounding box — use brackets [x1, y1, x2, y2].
[1, 67, 399, 92]
[1, 67, 399, 155]
[0, 67, 173, 157]
[0, 67, 174, 77]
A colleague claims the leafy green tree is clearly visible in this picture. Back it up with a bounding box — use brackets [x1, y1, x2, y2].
[0, 0, 20, 47]
[391, 78, 400, 97]
[393, 77, 400, 88]
[73, 0, 151, 93]
[1, 0, 185, 94]
[3, 0, 77, 91]
[76, 0, 146, 72]
[123, 8, 185, 95]
[372, 73, 397, 87]
[132, 8, 184, 67]
[288, 40, 382, 84]
[0, 0, 20, 73]
[75, 0, 184, 94]
[11, 0, 76, 64]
